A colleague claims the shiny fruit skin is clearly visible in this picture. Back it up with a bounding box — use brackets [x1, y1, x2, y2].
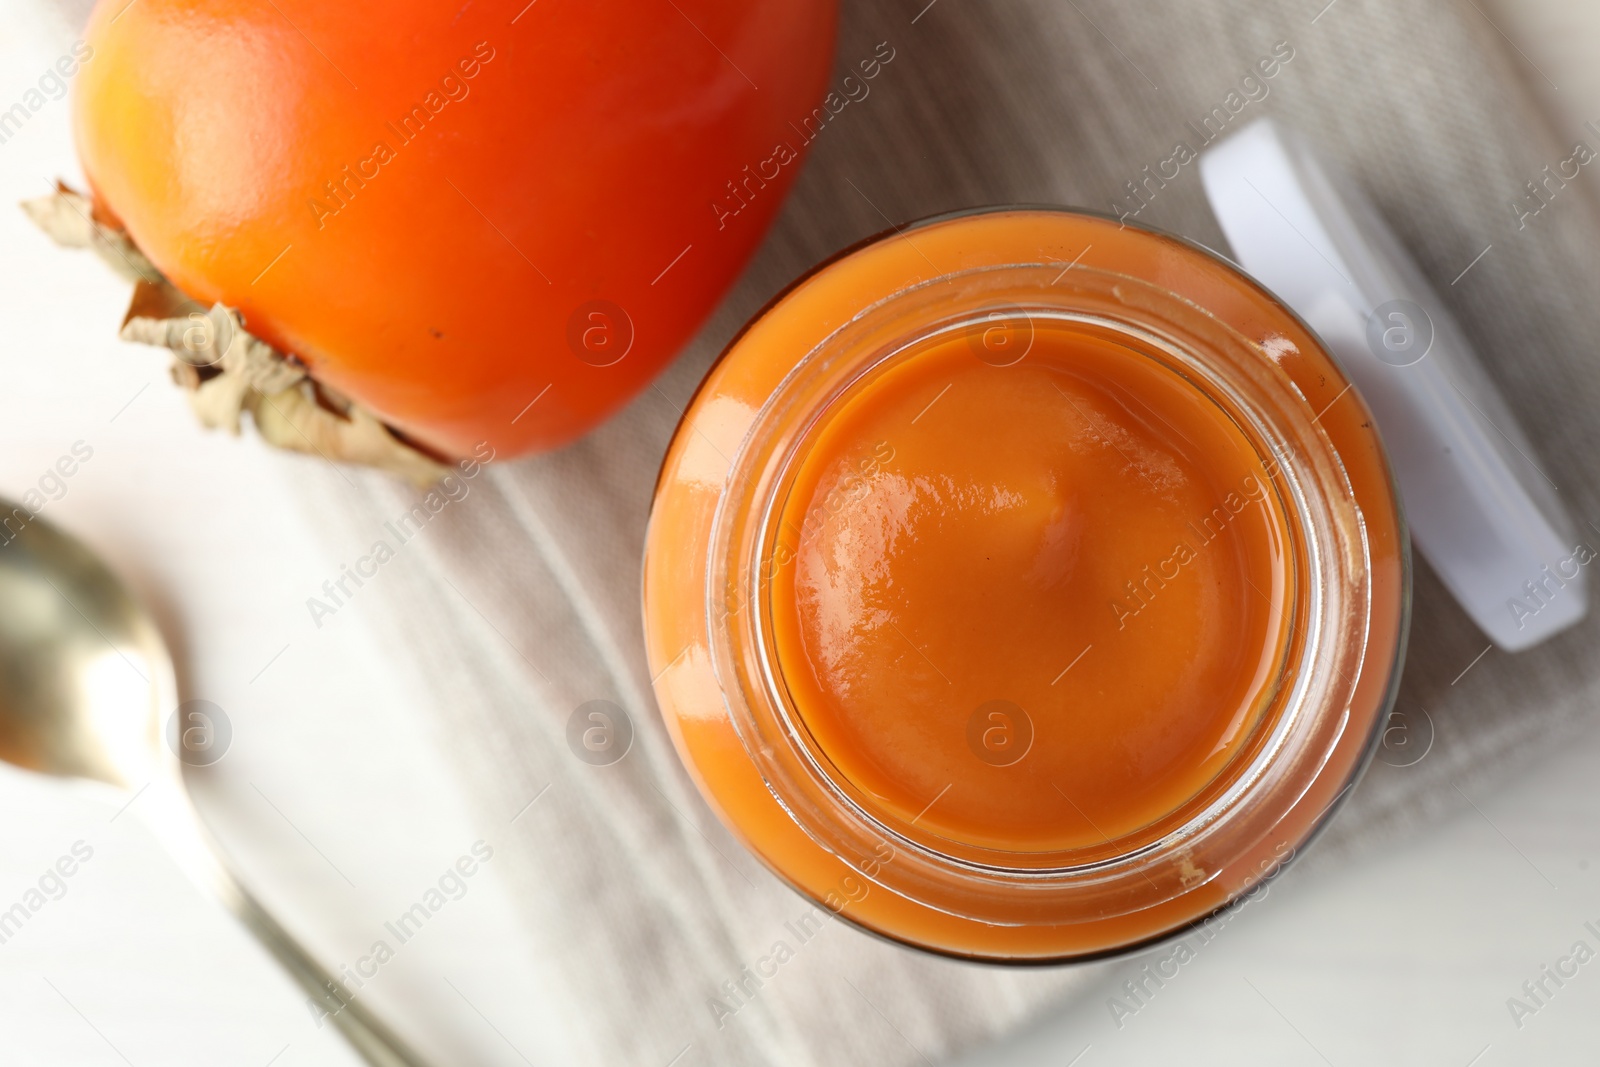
[75, 0, 837, 459]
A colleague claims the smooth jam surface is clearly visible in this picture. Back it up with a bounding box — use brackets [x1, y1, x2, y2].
[769, 323, 1293, 853]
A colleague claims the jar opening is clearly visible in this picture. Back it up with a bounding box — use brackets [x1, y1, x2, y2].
[709, 259, 1360, 922]
[754, 310, 1301, 866]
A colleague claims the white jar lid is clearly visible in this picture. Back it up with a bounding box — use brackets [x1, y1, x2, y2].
[1200, 118, 1585, 651]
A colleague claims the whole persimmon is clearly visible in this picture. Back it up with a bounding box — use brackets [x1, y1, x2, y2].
[73, 0, 837, 461]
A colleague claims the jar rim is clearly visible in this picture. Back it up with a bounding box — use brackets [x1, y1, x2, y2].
[710, 256, 1372, 918]
[748, 305, 1307, 868]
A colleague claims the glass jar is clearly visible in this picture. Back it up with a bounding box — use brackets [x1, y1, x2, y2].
[643, 207, 1408, 962]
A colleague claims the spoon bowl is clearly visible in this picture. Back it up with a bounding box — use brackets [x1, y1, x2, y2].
[0, 507, 165, 788]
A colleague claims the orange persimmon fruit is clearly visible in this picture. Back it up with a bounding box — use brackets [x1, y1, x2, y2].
[73, 0, 837, 460]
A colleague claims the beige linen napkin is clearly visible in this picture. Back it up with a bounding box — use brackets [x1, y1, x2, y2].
[288, 0, 1600, 1062]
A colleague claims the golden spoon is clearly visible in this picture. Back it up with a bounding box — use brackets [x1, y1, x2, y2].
[0, 500, 427, 1067]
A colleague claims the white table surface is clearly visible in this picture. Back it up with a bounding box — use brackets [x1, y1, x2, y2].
[2, 2, 1597, 1065]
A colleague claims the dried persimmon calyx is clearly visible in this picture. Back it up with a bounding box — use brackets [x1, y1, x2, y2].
[21, 181, 160, 284]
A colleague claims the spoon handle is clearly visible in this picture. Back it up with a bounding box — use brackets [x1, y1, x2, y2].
[140, 779, 433, 1067]
[226, 882, 431, 1067]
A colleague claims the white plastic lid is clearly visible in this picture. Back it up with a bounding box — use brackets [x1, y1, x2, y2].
[1200, 118, 1585, 651]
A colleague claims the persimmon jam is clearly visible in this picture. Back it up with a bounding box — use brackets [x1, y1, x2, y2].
[768, 324, 1292, 854]
[643, 208, 1406, 961]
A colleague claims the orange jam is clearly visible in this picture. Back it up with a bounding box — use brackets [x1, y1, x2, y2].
[643, 208, 1406, 961]
[770, 325, 1292, 853]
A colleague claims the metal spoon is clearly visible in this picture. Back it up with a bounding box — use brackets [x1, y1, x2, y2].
[0, 499, 427, 1067]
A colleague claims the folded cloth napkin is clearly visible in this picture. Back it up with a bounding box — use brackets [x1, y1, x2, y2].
[289, 0, 1600, 1062]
